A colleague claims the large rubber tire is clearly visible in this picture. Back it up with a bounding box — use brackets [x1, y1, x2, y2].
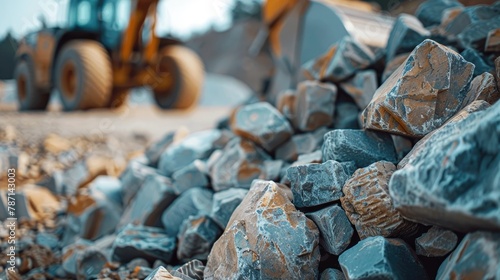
[153, 45, 204, 109]
[55, 40, 112, 111]
[14, 59, 50, 111]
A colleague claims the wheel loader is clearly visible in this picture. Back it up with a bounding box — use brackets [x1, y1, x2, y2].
[14, 0, 204, 111]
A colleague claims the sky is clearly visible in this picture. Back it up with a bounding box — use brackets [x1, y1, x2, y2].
[0, 0, 235, 39]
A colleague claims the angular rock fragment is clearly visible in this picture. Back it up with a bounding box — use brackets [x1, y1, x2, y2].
[62, 239, 94, 276]
[177, 215, 222, 261]
[231, 102, 293, 152]
[415, 0, 463, 27]
[339, 236, 428, 280]
[275, 133, 321, 162]
[415, 226, 458, 257]
[382, 52, 409, 82]
[485, 28, 500, 52]
[389, 101, 500, 232]
[210, 138, 270, 191]
[145, 266, 182, 280]
[287, 160, 352, 207]
[322, 129, 397, 168]
[263, 159, 283, 181]
[158, 129, 230, 176]
[463, 72, 500, 105]
[112, 224, 176, 263]
[306, 205, 353, 255]
[333, 102, 360, 129]
[161, 187, 213, 237]
[119, 174, 177, 228]
[320, 268, 345, 280]
[362, 39, 474, 137]
[120, 160, 158, 206]
[174, 259, 205, 280]
[386, 14, 430, 62]
[36, 232, 59, 250]
[295, 80, 337, 131]
[456, 10, 500, 50]
[144, 128, 188, 167]
[42, 161, 89, 196]
[276, 89, 297, 122]
[461, 48, 494, 77]
[341, 161, 417, 239]
[391, 135, 413, 161]
[436, 231, 500, 279]
[291, 150, 323, 166]
[205, 180, 320, 279]
[211, 188, 248, 228]
[340, 70, 378, 109]
[172, 160, 209, 193]
[88, 176, 123, 206]
[76, 247, 108, 280]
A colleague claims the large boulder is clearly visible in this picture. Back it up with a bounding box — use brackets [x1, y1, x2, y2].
[204, 180, 320, 279]
[362, 39, 474, 138]
[389, 101, 500, 232]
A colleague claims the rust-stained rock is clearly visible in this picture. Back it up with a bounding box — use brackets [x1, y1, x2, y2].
[295, 80, 337, 131]
[389, 101, 500, 232]
[340, 70, 378, 109]
[231, 102, 293, 152]
[204, 180, 320, 279]
[382, 53, 409, 83]
[485, 28, 500, 52]
[287, 160, 353, 207]
[210, 138, 271, 191]
[464, 72, 499, 105]
[322, 129, 398, 168]
[415, 0, 463, 27]
[177, 215, 222, 261]
[306, 204, 353, 255]
[415, 226, 458, 257]
[119, 174, 177, 229]
[341, 161, 417, 239]
[362, 39, 474, 137]
[276, 89, 297, 122]
[436, 231, 500, 279]
[386, 14, 430, 62]
[496, 56, 500, 91]
[0, 185, 60, 221]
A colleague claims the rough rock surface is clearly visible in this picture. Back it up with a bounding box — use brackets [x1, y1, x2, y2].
[145, 266, 182, 280]
[161, 187, 213, 237]
[231, 102, 293, 152]
[389, 101, 500, 232]
[120, 160, 159, 206]
[340, 70, 378, 109]
[461, 48, 494, 76]
[465, 72, 500, 105]
[172, 160, 209, 193]
[177, 215, 222, 261]
[210, 188, 248, 228]
[436, 231, 500, 279]
[295, 80, 337, 131]
[204, 180, 320, 279]
[306, 205, 353, 255]
[339, 236, 428, 280]
[333, 102, 360, 129]
[276, 89, 297, 122]
[415, 226, 458, 257]
[320, 268, 346, 280]
[415, 0, 463, 27]
[210, 138, 271, 191]
[386, 14, 430, 62]
[322, 129, 398, 168]
[485, 28, 500, 52]
[275, 132, 322, 162]
[362, 39, 474, 138]
[381, 52, 409, 82]
[112, 224, 176, 264]
[287, 160, 352, 207]
[341, 161, 417, 239]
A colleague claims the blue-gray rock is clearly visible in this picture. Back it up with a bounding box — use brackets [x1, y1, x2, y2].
[119, 173, 177, 228]
[144, 130, 180, 167]
[362, 39, 475, 138]
[120, 160, 159, 206]
[415, 0, 463, 27]
[444, 5, 500, 36]
[461, 48, 494, 77]
[333, 102, 360, 130]
[321, 268, 346, 280]
[210, 138, 271, 191]
[287, 160, 353, 207]
[42, 161, 89, 196]
[231, 102, 293, 152]
[389, 100, 500, 232]
[158, 129, 231, 176]
[322, 129, 397, 168]
[172, 160, 209, 194]
[275, 133, 321, 162]
[415, 226, 458, 257]
[340, 70, 378, 110]
[61, 239, 95, 276]
[264, 159, 284, 181]
[112, 224, 176, 263]
[276, 89, 297, 122]
[341, 161, 418, 239]
[174, 259, 205, 280]
[466, 72, 500, 105]
[295, 80, 337, 131]
[161, 187, 213, 237]
[204, 180, 320, 280]
[456, 10, 500, 50]
[35, 232, 59, 250]
[76, 247, 108, 280]
[339, 236, 428, 280]
[211, 188, 248, 229]
[386, 14, 430, 62]
[89, 175, 123, 206]
[437, 231, 500, 279]
[177, 215, 222, 261]
[306, 204, 353, 255]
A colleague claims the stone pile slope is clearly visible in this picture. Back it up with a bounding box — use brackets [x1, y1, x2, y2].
[2, 0, 500, 279]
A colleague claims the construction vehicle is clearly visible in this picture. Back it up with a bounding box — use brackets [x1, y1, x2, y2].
[14, 0, 204, 111]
